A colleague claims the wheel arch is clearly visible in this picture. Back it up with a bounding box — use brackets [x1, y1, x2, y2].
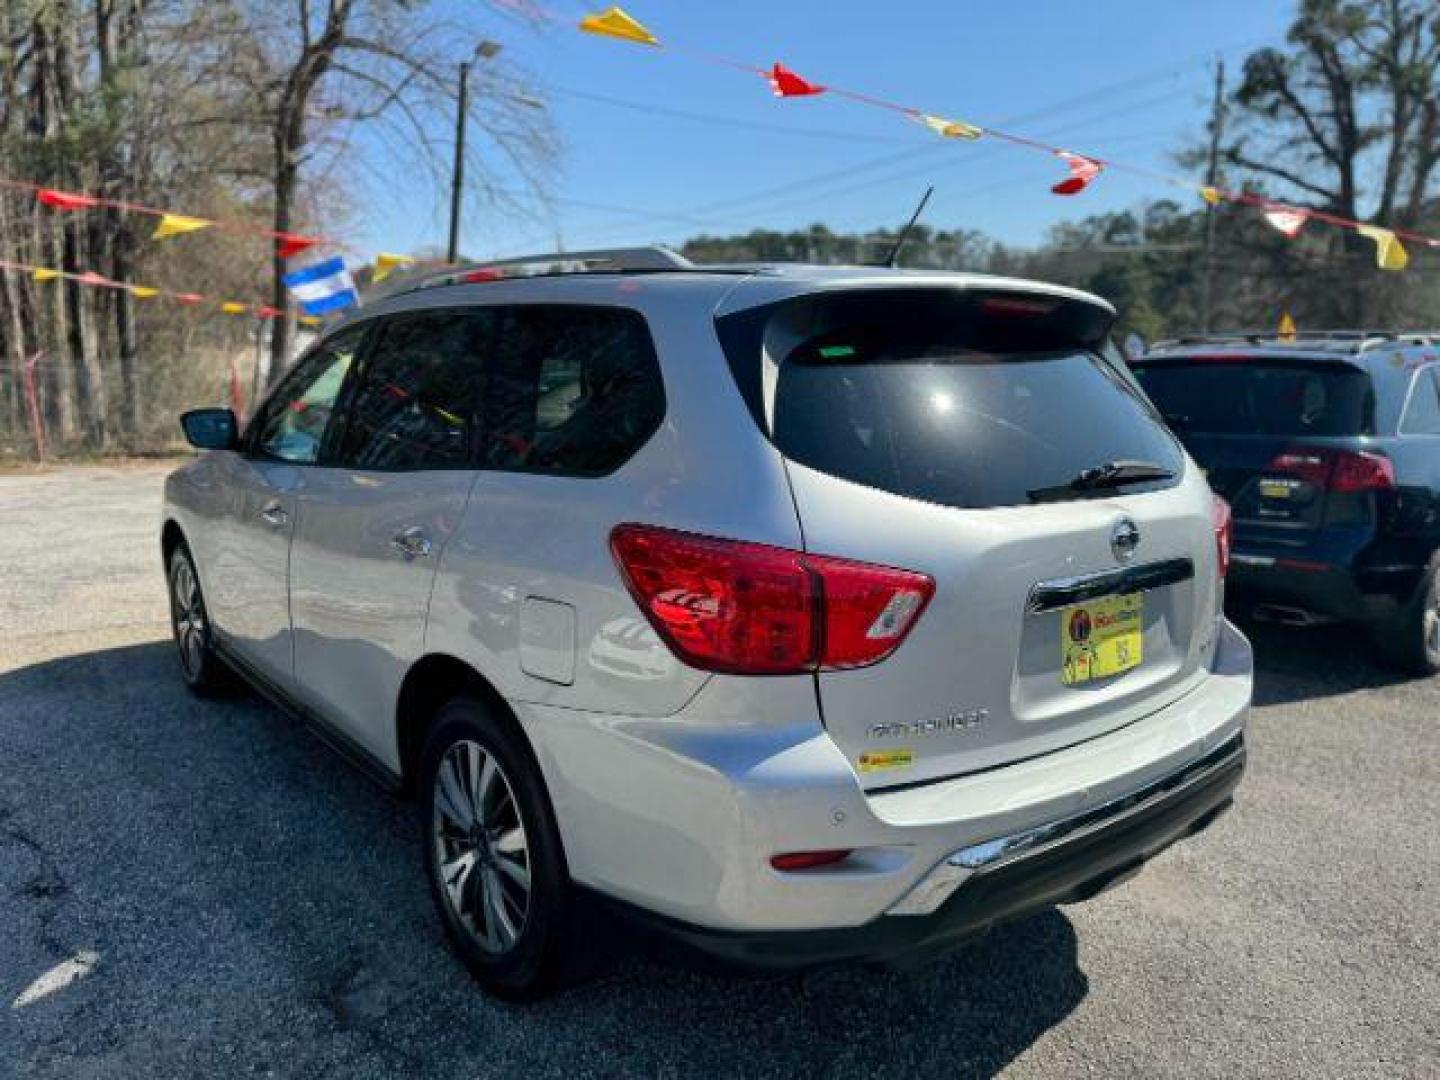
[161, 518, 186, 565]
[395, 654, 536, 796]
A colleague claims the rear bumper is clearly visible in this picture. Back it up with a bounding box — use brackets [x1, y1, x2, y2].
[1228, 549, 1419, 622]
[611, 735, 1245, 970]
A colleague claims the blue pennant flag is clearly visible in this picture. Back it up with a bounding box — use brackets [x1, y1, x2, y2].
[282, 257, 358, 316]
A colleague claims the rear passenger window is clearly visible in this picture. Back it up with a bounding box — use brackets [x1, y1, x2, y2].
[1400, 368, 1440, 435]
[481, 306, 663, 476]
[337, 309, 492, 469]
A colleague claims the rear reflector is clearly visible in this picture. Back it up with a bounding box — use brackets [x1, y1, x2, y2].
[1212, 494, 1232, 578]
[610, 525, 934, 675]
[1268, 447, 1394, 493]
[770, 850, 852, 871]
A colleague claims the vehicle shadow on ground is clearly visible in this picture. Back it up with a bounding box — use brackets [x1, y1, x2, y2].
[1, 641, 1086, 1079]
[1233, 614, 1412, 707]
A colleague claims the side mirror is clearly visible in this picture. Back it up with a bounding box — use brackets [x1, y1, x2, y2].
[180, 408, 239, 451]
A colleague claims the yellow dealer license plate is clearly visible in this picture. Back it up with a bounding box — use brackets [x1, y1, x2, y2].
[1060, 592, 1143, 686]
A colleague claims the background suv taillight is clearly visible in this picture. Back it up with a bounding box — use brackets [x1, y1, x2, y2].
[609, 525, 934, 675]
[1267, 447, 1395, 493]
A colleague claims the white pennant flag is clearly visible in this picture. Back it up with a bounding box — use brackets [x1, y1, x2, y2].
[1263, 209, 1308, 239]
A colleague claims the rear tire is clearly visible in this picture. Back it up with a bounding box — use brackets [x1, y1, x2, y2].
[167, 544, 232, 696]
[1370, 556, 1440, 676]
[418, 696, 579, 1001]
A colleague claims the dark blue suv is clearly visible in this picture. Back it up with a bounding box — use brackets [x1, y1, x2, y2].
[1132, 331, 1440, 674]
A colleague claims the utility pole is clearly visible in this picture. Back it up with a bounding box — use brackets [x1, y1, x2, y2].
[1201, 56, 1226, 334]
[447, 59, 471, 264]
[447, 41, 502, 264]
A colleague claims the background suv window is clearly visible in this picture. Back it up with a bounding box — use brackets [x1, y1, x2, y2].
[251, 327, 364, 464]
[337, 308, 493, 470]
[482, 306, 663, 476]
[1400, 367, 1440, 435]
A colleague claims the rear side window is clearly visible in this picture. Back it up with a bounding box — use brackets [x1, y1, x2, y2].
[1400, 367, 1440, 435]
[481, 305, 663, 476]
[337, 308, 493, 469]
[720, 289, 1181, 510]
[1134, 361, 1375, 437]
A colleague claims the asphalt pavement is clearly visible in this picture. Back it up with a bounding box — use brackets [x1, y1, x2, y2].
[1, 463, 1436, 1078]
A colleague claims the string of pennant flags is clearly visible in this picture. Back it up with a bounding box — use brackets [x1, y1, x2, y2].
[576, 5, 1440, 272]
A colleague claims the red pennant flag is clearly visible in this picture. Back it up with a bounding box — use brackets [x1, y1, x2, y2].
[277, 234, 320, 259]
[769, 63, 825, 98]
[77, 271, 111, 286]
[37, 188, 101, 212]
[256, 305, 283, 320]
[1052, 152, 1103, 196]
[175, 292, 203, 306]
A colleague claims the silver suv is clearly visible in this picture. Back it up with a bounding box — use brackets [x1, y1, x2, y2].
[164, 248, 1251, 999]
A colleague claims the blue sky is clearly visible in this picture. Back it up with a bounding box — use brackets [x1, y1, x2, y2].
[350, 1, 1297, 261]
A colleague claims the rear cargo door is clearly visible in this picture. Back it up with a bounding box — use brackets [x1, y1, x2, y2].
[722, 288, 1223, 790]
[1133, 357, 1379, 533]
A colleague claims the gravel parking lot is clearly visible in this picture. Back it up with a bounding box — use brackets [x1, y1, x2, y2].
[2, 463, 1437, 1078]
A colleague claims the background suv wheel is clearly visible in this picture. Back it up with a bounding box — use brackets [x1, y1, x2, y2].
[419, 697, 579, 1000]
[1371, 555, 1440, 676]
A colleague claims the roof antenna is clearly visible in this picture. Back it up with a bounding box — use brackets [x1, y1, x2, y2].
[881, 186, 934, 268]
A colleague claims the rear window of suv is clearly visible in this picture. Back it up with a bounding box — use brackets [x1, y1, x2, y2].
[1133, 359, 1375, 437]
[716, 288, 1182, 510]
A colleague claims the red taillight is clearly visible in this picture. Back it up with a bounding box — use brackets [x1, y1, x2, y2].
[770, 849, 852, 871]
[1267, 447, 1394, 493]
[609, 525, 934, 675]
[1211, 494, 1232, 578]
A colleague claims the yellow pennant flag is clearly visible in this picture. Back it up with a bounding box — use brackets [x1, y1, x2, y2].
[32, 268, 60, 283]
[298, 315, 323, 328]
[1278, 312, 1297, 342]
[220, 302, 248, 315]
[579, 6, 659, 46]
[152, 213, 212, 241]
[1357, 225, 1409, 270]
[915, 113, 983, 141]
[1200, 186, 1221, 206]
[131, 286, 159, 299]
[372, 252, 416, 283]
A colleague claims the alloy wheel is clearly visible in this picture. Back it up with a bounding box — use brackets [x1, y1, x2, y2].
[170, 557, 207, 680]
[432, 740, 532, 955]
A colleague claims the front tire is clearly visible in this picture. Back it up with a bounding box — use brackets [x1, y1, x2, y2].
[167, 544, 230, 695]
[419, 697, 578, 1000]
[1371, 556, 1440, 676]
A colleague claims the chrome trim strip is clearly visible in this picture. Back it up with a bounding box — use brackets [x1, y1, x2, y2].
[886, 736, 1243, 917]
[1026, 557, 1194, 614]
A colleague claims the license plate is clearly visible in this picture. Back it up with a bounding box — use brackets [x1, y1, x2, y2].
[1259, 480, 1294, 500]
[1060, 592, 1143, 686]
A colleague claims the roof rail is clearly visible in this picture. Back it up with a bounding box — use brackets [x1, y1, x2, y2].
[371, 246, 701, 303]
[1148, 329, 1440, 352]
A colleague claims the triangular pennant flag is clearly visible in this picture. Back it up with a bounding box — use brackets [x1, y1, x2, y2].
[1357, 225, 1409, 270]
[130, 286, 159, 299]
[578, 6, 659, 46]
[77, 271, 111, 286]
[1200, 186, 1222, 205]
[151, 213, 212, 241]
[1263, 209, 1308, 239]
[298, 315, 323, 328]
[220, 302, 248, 315]
[1278, 312, 1297, 342]
[37, 188, 100, 211]
[277, 234, 321, 260]
[256, 306, 283, 320]
[1051, 151, 1102, 196]
[32, 268, 60, 283]
[372, 252, 416, 283]
[175, 293, 203, 306]
[769, 63, 825, 98]
[913, 112, 983, 140]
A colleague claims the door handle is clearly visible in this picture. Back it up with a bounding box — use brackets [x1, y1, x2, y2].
[390, 527, 434, 560]
[259, 502, 289, 527]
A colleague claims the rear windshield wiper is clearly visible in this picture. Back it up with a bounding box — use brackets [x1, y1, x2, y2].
[1028, 459, 1176, 503]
